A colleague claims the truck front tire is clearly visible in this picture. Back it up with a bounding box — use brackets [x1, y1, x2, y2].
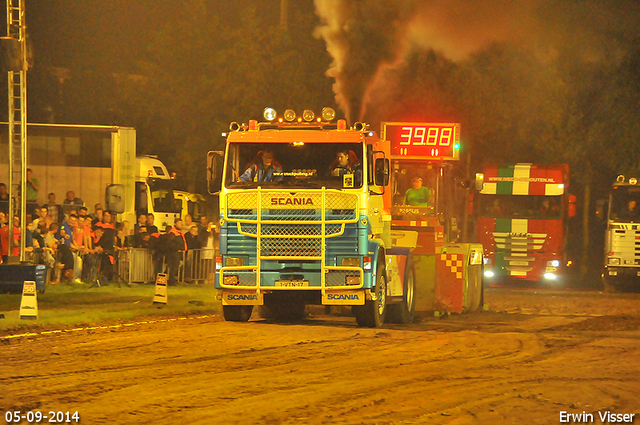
[354, 263, 387, 328]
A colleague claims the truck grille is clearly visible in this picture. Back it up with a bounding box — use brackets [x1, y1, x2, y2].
[239, 223, 343, 237]
[492, 232, 547, 251]
[611, 229, 640, 263]
[260, 238, 323, 258]
[226, 190, 357, 222]
[225, 189, 358, 259]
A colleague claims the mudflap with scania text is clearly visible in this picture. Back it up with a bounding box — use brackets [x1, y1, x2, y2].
[221, 290, 264, 305]
[322, 290, 366, 305]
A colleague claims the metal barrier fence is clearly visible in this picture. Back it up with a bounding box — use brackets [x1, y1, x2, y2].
[115, 248, 217, 285]
[116, 248, 157, 284]
[182, 248, 217, 284]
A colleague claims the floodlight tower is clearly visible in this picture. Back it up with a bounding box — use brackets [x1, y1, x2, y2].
[4, 0, 27, 262]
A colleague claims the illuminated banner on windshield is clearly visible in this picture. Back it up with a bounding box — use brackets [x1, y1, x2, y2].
[382, 122, 460, 160]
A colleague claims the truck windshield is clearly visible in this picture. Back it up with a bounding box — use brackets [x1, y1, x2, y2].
[148, 178, 178, 213]
[609, 185, 640, 222]
[224, 142, 364, 189]
[479, 195, 562, 220]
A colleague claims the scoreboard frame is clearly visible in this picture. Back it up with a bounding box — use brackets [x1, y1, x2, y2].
[381, 122, 460, 160]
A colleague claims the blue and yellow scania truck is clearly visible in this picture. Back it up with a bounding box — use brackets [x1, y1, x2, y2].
[207, 108, 484, 326]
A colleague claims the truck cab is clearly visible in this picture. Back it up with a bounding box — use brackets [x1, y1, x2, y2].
[173, 190, 208, 221]
[108, 155, 180, 229]
[601, 175, 640, 292]
[133, 156, 180, 228]
[475, 163, 576, 285]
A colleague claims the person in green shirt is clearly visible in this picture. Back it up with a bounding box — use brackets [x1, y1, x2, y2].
[26, 168, 40, 203]
[404, 177, 431, 207]
[26, 168, 41, 218]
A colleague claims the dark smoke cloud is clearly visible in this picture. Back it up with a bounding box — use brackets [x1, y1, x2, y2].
[313, 0, 416, 122]
[314, 0, 640, 123]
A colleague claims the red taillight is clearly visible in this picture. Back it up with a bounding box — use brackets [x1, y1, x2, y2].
[248, 120, 258, 130]
[216, 256, 223, 270]
[337, 119, 347, 130]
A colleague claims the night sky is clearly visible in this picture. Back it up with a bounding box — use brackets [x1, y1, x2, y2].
[19, 1, 640, 127]
[24, 1, 310, 72]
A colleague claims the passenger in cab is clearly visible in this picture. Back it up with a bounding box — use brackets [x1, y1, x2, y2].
[539, 198, 560, 217]
[240, 149, 283, 182]
[329, 149, 362, 186]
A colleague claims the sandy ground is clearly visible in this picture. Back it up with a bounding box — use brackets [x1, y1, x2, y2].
[1, 288, 639, 425]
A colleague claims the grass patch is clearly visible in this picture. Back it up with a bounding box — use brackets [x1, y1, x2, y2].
[0, 283, 221, 333]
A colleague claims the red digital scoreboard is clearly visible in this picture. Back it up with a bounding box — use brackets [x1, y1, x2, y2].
[382, 122, 460, 160]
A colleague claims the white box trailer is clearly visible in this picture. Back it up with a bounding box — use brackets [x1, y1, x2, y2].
[0, 123, 179, 229]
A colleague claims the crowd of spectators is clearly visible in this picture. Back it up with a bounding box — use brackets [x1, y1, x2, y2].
[0, 185, 218, 286]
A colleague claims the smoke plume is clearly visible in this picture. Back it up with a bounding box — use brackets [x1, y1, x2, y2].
[314, 0, 640, 123]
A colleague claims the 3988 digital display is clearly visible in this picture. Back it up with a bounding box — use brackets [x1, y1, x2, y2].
[382, 122, 460, 160]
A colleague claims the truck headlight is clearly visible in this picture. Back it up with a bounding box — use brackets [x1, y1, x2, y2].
[342, 258, 360, 267]
[263, 107, 277, 121]
[484, 270, 495, 278]
[345, 275, 360, 285]
[302, 109, 315, 122]
[608, 258, 620, 265]
[322, 107, 336, 121]
[543, 273, 557, 280]
[226, 257, 244, 266]
[223, 275, 239, 285]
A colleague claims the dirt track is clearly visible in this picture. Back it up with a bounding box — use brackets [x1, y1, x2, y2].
[1, 288, 640, 425]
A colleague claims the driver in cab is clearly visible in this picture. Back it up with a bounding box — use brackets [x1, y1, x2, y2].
[239, 149, 283, 183]
[404, 177, 431, 207]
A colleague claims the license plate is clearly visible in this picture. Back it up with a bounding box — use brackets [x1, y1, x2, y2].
[275, 280, 309, 288]
[510, 261, 529, 266]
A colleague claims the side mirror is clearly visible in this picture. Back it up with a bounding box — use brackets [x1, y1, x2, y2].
[106, 184, 125, 214]
[595, 198, 607, 221]
[207, 150, 224, 194]
[567, 194, 577, 218]
[366, 144, 374, 185]
[475, 173, 484, 192]
[374, 157, 389, 186]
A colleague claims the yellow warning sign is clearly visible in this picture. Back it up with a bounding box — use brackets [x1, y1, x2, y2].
[441, 253, 464, 279]
[153, 273, 168, 305]
[19, 281, 38, 320]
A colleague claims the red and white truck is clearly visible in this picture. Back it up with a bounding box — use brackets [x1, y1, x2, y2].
[475, 163, 576, 284]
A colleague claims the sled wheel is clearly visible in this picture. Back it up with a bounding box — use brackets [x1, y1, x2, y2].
[388, 259, 415, 324]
